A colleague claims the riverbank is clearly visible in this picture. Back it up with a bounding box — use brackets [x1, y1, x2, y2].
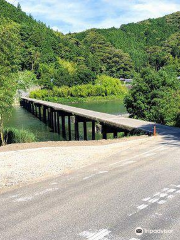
[29, 75, 128, 104]
[40, 95, 125, 104]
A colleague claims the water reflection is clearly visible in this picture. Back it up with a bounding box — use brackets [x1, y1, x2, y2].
[5, 100, 126, 142]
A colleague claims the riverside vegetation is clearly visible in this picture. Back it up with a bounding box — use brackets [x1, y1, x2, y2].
[3, 128, 36, 144]
[30, 75, 128, 103]
[0, 0, 180, 145]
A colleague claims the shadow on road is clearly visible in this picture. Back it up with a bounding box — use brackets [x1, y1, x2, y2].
[138, 122, 180, 145]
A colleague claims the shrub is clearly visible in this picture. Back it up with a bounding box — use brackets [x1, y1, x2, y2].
[125, 68, 180, 126]
[30, 75, 127, 100]
[3, 128, 36, 145]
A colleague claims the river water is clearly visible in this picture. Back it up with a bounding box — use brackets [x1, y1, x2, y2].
[5, 100, 127, 141]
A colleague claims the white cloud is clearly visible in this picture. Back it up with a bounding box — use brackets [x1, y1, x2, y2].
[133, 0, 179, 17]
[51, 26, 61, 32]
[6, 0, 180, 33]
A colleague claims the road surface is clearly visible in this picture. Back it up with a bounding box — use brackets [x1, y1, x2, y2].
[0, 133, 180, 240]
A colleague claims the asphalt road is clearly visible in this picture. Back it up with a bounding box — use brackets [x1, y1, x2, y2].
[0, 133, 180, 240]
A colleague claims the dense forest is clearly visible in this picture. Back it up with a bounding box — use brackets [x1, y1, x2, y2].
[74, 12, 180, 74]
[0, 0, 133, 89]
[0, 0, 180, 133]
[1, 0, 179, 88]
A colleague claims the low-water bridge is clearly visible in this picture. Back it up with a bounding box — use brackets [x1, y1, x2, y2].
[20, 97, 180, 141]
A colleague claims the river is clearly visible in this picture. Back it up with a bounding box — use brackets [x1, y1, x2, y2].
[5, 100, 127, 141]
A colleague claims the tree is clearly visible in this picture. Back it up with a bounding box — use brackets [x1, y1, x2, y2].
[0, 19, 20, 145]
[17, 3, 22, 11]
[82, 30, 133, 78]
[17, 70, 37, 90]
[124, 68, 180, 126]
[74, 65, 96, 85]
[146, 46, 170, 71]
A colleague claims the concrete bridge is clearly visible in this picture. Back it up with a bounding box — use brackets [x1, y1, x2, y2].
[20, 97, 180, 141]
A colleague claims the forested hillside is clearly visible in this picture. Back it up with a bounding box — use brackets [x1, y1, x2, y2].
[0, 0, 95, 87]
[74, 12, 180, 73]
[73, 11, 180, 127]
[0, 0, 134, 89]
[1, 0, 179, 88]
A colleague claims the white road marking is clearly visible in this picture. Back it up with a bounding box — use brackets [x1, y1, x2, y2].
[167, 195, 174, 199]
[50, 182, 58, 185]
[148, 198, 159, 203]
[158, 200, 167, 204]
[130, 238, 140, 240]
[171, 185, 180, 188]
[109, 145, 164, 167]
[83, 171, 108, 180]
[144, 153, 156, 157]
[130, 183, 180, 217]
[157, 146, 168, 151]
[13, 188, 59, 202]
[162, 188, 169, 192]
[83, 174, 96, 180]
[137, 204, 148, 210]
[8, 194, 22, 199]
[142, 197, 151, 202]
[98, 171, 109, 174]
[167, 189, 176, 193]
[128, 211, 137, 217]
[153, 192, 161, 197]
[14, 196, 33, 202]
[34, 188, 59, 196]
[109, 160, 129, 167]
[79, 229, 111, 240]
[119, 161, 136, 166]
[155, 213, 162, 216]
[159, 193, 168, 198]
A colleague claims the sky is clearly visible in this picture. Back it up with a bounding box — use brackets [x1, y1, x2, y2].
[7, 0, 180, 33]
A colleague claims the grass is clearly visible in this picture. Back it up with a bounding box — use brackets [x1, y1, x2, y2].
[41, 95, 125, 104]
[3, 128, 36, 145]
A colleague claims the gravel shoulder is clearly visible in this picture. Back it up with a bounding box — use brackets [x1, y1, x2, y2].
[0, 136, 151, 193]
[0, 136, 147, 152]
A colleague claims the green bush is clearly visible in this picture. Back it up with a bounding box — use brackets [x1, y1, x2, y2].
[125, 68, 180, 126]
[3, 128, 36, 145]
[30, 75, 127, 100]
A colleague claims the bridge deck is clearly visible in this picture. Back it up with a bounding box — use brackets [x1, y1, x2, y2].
[22, 97, 180, 137]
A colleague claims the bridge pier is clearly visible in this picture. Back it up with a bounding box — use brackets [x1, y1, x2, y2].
[92, 121, 96, 140]
[101, 123, 126, 140]
[43, 106, 47, 124]
[67, 116, 71, 141]
[56, 112, 60, 134]
[38, 105, 42, 121]
[74, 116, 96, 141]
[74, 117, 79, 141]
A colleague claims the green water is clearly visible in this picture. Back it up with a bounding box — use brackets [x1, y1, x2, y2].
[67, 100, 126, 115]
[5, 100, 126, 141]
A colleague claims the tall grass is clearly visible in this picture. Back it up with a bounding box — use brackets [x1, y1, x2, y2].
[2, 128, 36, 145]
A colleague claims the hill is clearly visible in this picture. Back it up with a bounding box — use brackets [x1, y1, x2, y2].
[0, 0, 179, 89]
[0, 0, 133, 88]
[74, 12, 180, 73]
